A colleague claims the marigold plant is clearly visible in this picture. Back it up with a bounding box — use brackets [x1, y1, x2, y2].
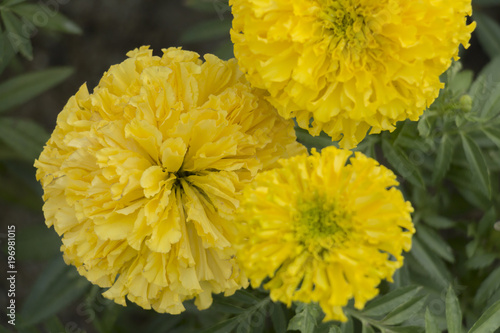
[234, 146, 415, 321]
[230, 0, 476, 148]
[34, 46, 305, 314]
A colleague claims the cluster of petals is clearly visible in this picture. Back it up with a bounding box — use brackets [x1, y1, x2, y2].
[231, 0, 475, 147]
[234, 147, 415, 321]
[35, 46, 304, 313]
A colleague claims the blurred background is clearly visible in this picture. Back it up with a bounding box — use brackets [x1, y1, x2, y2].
[0, 0, 499, 332]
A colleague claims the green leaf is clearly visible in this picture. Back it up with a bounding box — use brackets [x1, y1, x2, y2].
[469, 57, 500, 115]
[295, 127, 336, 151]
[362, 286, 422, 318]
[425, 308, 440, 333]
[474, 12, 500, 60]
[465, 253, 496, 270]
[468, 299, 500, 333]
[446, 286, 462, 333]
[341, 316, 354, 333]
[270, 303, 288, 333]
[0, 31, 16, 74]
[483, 127, 500, 150]
[11, 3, 82, 34]
[474, 266, 500, 308]
[381, 138, 425, 188]
[432, 134, 455, 184]
[201, 317, 240, 333]
[460, 133, 491, 198]
[381, 295, 427, 326]
[416, 224, 454, 263]
[19, 257, 90, 327]
[0, 117, 49, 161]
[231, 290, 260, 305]
[288, 302, 322, 333]
[1, 8, 32, 59]
[478, 207, 497, 236]
[361, 322, 375, 333]
[0, 66, 73, 113]
[180, 18, 232, 43]
[423, 215, 456, 229]
[449, 70, 474, 95]
[473, 0, 500, 6]
[409, 238, 450, 288]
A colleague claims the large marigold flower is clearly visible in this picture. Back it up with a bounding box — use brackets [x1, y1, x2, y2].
[230, 0, 475, 148]
[35, 46, 305, 314]
[234, 146, 415, 321]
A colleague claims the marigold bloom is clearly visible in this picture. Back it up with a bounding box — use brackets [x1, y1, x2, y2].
[230, 0, 475, 148]
[35, 46, 305, 314]
[235, 147, 415, 321]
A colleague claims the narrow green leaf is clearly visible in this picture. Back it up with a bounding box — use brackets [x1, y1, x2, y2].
[1, 9, 32, 59]
[384, 326, 425, 333]
[200, 317, 240, 333]
[0, 31, 16, 74]
[11, 4, 82, 34]
[474, 266, 500, 307]
[446, 286, 462, 333]
[381, 138, 425, 188]
[468, 299, 500, 333]
[19, 257, 90, 327]
[432, 134, 455, 184]
[231, 290, 260, 305]
[341, 316, 354, 333]
[474, 12, 500, 59]
[478, 207, 497, 236]
[270, 303, 287, 333]
[0, 66, 73, 113]
[15, 225, 60, 261]
[483, 127, 500, 150]
[288, 302, 322, 333]
[425, 308, 440, 333]
[0, 117, 49, 161]
[449, 70, 474, 95]
[362, 286, 422, 318]
[460, 133, 491, 198]
[43, 316, 66, 333]
[381, 295, 427, 326]
[469, 57, 500, 115]
[361, 322, 375, 333]
[416, 225, 454, 263]
[409, 238, 450, 288]
[295, 127, 336, 151]
[180, 18, 232, 43]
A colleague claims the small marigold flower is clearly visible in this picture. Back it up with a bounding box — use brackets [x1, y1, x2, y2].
[35, 46, 305, 314]
[230, 0, 476, 148]
[234, 146, 415, 321]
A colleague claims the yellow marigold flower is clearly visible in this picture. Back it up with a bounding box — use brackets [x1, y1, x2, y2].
[34, 46, 305, 314]
[235, 146, 415, 322]
[230, 0, 476, 148]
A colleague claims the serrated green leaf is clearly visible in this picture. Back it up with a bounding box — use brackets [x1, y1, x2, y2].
[432, 134, 455, 184]
[446, 286, 462, 333]
[0, 117, 49, 161]
[409, 238, 450, 288]
[10, 3, 82, 34]
[460, 133, 491, 198]
[425, 308, 440, 333]
[288, 302, 322, 333]
[468, 299, 500, 333]
[180, 18, 231, 43]
[474, 12, 500, 60]
[0, 66, 73, 113]
[416, 225, 454, 263]
[381, 295, 427, 326]
[381, 138, 425, 188]
[423, 215, 456, 229]
[270, 302, 287, 333]
[1, 9, 32, 59]
[474, 266, 500, 308]
[19, 257, 90, 327]
[295, 127, 336, 151]
[362, 286, 422, 318]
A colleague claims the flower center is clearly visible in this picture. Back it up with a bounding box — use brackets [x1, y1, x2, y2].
[294, 194, 351, 252]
